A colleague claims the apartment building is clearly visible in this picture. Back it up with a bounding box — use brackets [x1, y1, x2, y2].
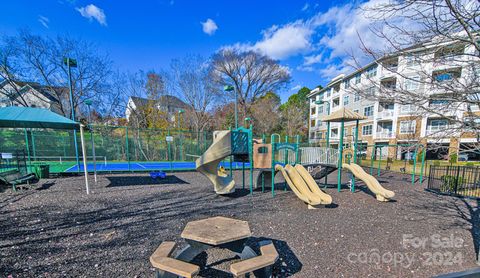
[308, 38, 480, 161]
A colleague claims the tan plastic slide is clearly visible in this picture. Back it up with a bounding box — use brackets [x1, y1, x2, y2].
[196, 130, 235, 194]
[295, 164, 332, 205]
[275, 164, 332, 209]
[342, 163, 395, 201]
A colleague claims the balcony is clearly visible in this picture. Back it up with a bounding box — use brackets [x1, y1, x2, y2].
[376, 130, 395, 139]
[426, 126, 452, 137]
[376, 110, 394, 120]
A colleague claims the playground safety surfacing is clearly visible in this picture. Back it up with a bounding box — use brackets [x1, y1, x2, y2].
[1, 169, 478, 277]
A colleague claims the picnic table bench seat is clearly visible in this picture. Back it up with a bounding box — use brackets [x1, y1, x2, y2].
[150, 241, 200, 278]
[230, 241, 279, 277]
[0, 170, 37, 191]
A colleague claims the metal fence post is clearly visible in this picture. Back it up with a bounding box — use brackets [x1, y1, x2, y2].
[125, 126, 130, 171]
[454, 166, 460, 195]
[23, 129, 32, 173]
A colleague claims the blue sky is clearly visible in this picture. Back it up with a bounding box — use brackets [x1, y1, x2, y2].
[1, 0, 381, 102]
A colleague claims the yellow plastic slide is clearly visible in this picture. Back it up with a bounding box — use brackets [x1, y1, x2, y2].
[196, 130, 235, 195]
[275, 164, 332, 208]
[342, 163, 395, 201]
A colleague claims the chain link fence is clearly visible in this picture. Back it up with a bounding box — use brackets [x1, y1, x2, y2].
[0, 126, 214, 173]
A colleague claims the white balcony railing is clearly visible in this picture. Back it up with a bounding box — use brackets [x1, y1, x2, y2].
[376, 110, 394, 119]
[376, 130, 395, 138]
[426, 126, 452, 137]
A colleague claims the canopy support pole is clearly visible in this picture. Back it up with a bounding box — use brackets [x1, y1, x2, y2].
[90, 129, 97, 183]
[80, 125, 90, 194]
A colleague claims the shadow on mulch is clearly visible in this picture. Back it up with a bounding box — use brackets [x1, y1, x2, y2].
[193, 237, 302, 277]
[222, 189, 251, 198]
[36, 182, 55, 191]
[410, 191, 480, 263]
[106, 175, 189, 187]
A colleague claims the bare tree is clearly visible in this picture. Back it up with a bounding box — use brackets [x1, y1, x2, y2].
[347, 0, 480, 157]
[170, 55, 220, 133]
[210, 49, 291, 120]
[0, 30, 113, 118]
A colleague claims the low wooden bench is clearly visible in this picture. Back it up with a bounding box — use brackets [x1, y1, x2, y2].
[150, 241, 200, 278]
[230, 241, 279, 277]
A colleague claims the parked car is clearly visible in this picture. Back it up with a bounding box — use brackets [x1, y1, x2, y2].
[458, 153, 469, 161]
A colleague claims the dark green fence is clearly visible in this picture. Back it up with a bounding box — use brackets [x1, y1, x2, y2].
[0, 126, 214, 173]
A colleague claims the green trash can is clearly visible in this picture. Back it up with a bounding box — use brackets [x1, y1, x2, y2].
[39, 164, 50, 179]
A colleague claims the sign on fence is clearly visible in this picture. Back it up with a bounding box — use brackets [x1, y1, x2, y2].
[165, 136, 174, 142]
[1, 153, 13, 159]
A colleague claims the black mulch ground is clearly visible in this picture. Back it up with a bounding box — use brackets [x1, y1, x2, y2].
[0, 169, 479, 277]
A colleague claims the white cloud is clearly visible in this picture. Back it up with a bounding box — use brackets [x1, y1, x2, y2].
[252, 21, 313, 60]
[226, 21, 313, 60]
[302, 3, 309, 11]
[223, 0, 420, 79]
[76, 4, 107, 26]
[291, 84, 302, 91]
[38, 15, 49, 28]
[303, 53, 323, 66]
[201, 19, 218, 35]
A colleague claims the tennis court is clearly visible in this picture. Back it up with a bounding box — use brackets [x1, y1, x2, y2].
[64, 161, 251, 173]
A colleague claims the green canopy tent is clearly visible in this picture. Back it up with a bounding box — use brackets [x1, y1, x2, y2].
[0, 106, 90, 194]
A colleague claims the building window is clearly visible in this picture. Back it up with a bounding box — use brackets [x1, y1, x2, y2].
[331, 128, 338, 138]
[311, 107, 316, 115]
[406, 53, 421, 66]
[343, 128, 348, 137]
[404, 76, 420, 91]
[365, 86, 376, 96]
[332, 98, 340, 107]
[353, 109, 359, 113]
[326, 90, 331, 98]
[310, 119, 316, 127]
[354, 73, 361, 84]
[318, 105, 324, 114]
[362, 125, 373, 136]
[364, 106, 374, 117]
[427, 119, 448, 133]
[433, 69, 461, 83]
[465, 117, 480, 131]
[429, 99, 450, 106]
[400, 104, 414, 113]
[399, 120, 416, 134]
[354, 93, 361, 102]
[366, 65, 377, 78]
[310, 132, 315, 139]
[435, 44, 464, 59]
[344, 79, 350, 89]
[343, 95, 350, 106]
[316, 131, 323, 139]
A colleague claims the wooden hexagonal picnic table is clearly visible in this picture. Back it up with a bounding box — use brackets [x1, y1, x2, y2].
[175, 216, 257, 264]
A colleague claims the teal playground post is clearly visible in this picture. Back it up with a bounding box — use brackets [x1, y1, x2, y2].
[412, 146, 418, 184]
[270, 133, 280, 197]
[370, 143, 376, 175]
[420, 147, 426, 183]
[337, 120, 345, 192]
[351, 119, 359, 192]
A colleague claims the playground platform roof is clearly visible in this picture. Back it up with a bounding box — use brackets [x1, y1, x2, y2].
[0, 106, 79, 130]
[322, 107, 367, 122]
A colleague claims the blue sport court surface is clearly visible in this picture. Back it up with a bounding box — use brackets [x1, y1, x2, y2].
[65, 161, 251, 173]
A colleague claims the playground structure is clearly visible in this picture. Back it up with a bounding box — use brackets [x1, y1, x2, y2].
[196, 108, 399, 206]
